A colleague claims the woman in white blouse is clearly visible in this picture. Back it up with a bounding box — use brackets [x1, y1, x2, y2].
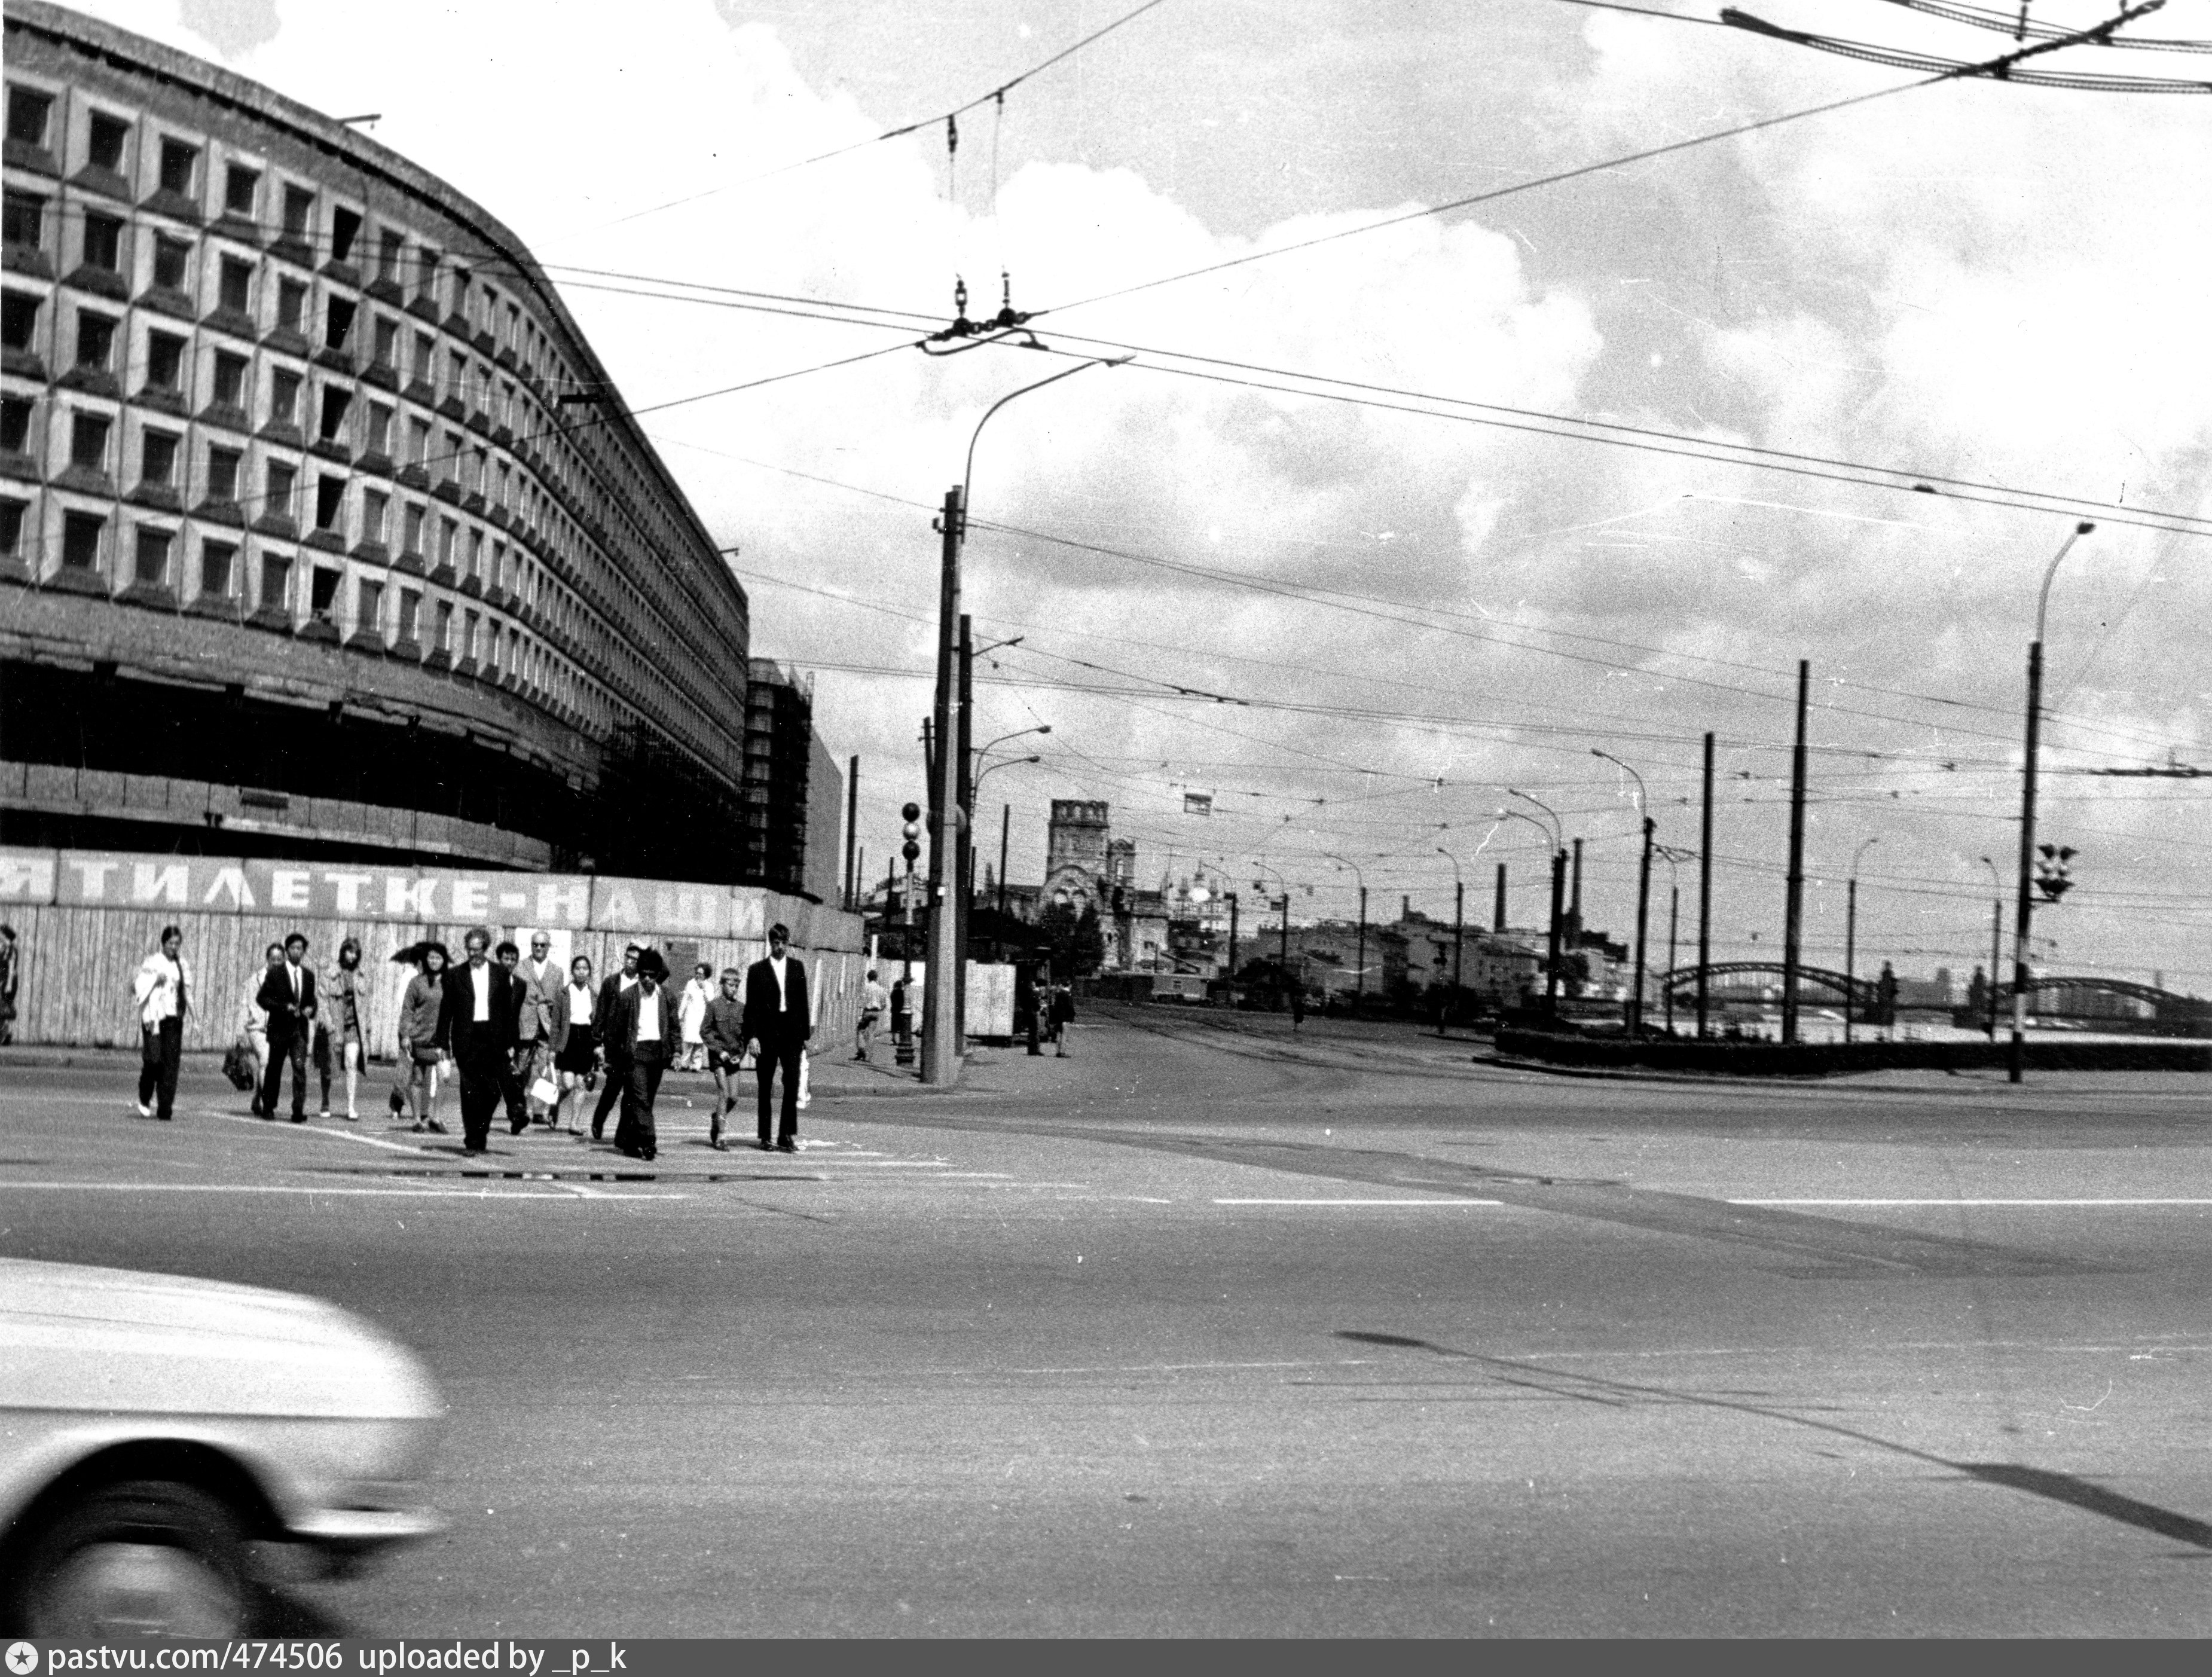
[548, 954, 598, 1135]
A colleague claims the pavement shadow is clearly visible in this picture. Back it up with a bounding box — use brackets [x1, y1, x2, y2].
[1334, 1330, 2212, 1554]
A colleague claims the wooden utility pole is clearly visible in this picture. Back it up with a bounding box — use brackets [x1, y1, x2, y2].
[1698, 731, 1714, 1038]
[921, 488, 963, 1085]
[1782, 661, 1810, 1044]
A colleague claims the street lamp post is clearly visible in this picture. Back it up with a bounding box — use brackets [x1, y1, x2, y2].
[1437, 846, 1465, 1035]
[1252, 860, 1295, 1013]
[1844, 836, 1880, 1046]
[1654, 844, 1692, 1036]
[1323, 853, 1368, 1015]
[1593, 750, 1655, 1034]
[923, 361, 1123, 1086]
[1978, 856, 2003, 1040]
[2012, 521, 2094, 1084]
[1505, 792, 1566, 1014]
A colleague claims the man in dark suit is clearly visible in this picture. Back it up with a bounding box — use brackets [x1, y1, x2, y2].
[588, 942, 643, 1143]
[604, 948, 674, 1160]
[743, 922, 811, 1153]
[438, 926, 518, 1156]
[256, 931, 317, 1123]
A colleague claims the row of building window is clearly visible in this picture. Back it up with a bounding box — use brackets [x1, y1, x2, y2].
[5, 72, 745, 772]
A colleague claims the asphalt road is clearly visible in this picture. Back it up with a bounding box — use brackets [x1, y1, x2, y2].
[4, 1009, 2209, 1636]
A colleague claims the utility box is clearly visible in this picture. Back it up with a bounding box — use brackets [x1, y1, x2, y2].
[967, 962, 1016, 1041]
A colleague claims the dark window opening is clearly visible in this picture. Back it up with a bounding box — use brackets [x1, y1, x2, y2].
[145, 331, 186, 391]
[140, 430, 179, 485]
[210, 352, 246, 409]
[157, 138, 197, 196]
[87, 112, 130, 172]
[325, 295, 355, 351]
[2, 191, 43, 251]
[402, 503, 426, 556]
[6, 87, 53, 149]
[206, 445, 241, 502]
[1, 291, 38, 350]
[277, 276, 306, 331]
[217, 256, 251, 313]
[69, 413, 111, 473]
[398, 589, 419, 640]
[81, 213, 122, 271]
[134, 526, 172, 585]
[265, 460, 296, 516]
[152, 234, 190, 289]
[62, 509, 103, 570]
[282, 184, 314, 237]
[371, 315, 398, 368]
[269, 368, 301, 425]
[356, 577, 383, 633]
[0, 398, 32, 454]
[200, 539, 235, 595]
[0, 498, 26, 557]
[318, 386, 351, 444]
[377, 227, 402, 279]
[363, 404, 391, 455]
[314, 474, 345, 529]
[417, 248, 439, 298]
[224, 163, 258, 216]
[362, 489, 388, 541]
[259, 552, 290, 609]
[74, 311, 116, 369]
[309, 564, 340, 618]
[330, 206, 361, 264]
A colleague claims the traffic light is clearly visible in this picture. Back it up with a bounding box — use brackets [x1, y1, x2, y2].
[2035, 843, 2076, 903]
[901, 802, 922, 865]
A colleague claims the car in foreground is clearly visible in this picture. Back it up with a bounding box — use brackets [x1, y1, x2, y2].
[0, 1257, 443, 1636]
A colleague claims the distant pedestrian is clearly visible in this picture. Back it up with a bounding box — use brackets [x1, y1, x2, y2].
[256, 932, 318, 1123]
[589, 943, 643, 1142]
[1290, 986, 1305, 1032]
[700, 967, 747, 1149]
[891, 973, 912, 1054]
[609, 948, 674, 1160]
[854, 969, 888, 1061]
[241, 943, 281, 1114]
[396, 942, 450, 1134]
[0, 922, 18, 1044]
[1048, 982, 1077, 1058]
[743, 922, 811, 1152]
[518, 933, 561, 1125]
[547, 954, 598, 1135]
[132, 924, 190, 1122]
[439, 927, 518, 1156]
[679, 961, 714, 1073]
[495, 940, 535, 1135]
[320, 938, 366, 1121]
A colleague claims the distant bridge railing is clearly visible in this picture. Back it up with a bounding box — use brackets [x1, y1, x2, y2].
[1657, 962, 1876, 1009]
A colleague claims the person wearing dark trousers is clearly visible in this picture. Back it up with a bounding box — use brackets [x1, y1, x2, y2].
[256, 932, 318, 1123]
[132, 925, 190, 1122]
[438, 927, 518, 1156]
[495, 940, 534, 1135]
[589, 943, 643, 1142]
[607, 949, 674, 1160]
[743, 922, 811, 1153]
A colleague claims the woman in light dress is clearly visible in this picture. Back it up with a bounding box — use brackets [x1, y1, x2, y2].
[240, 942, 282, 1115]
[548, 954, 598, 1135]
[677, 961, 715, 1072]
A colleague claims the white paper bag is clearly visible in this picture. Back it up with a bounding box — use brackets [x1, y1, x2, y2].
[530, 1076, 559, 1107]
[795, 1049, 811, 1111]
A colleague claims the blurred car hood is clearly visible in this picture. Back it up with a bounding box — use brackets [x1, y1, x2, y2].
[0, 1258, 441, 1419]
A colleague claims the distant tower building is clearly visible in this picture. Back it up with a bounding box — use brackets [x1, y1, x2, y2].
[1104, 838, 1136, 894]
[1041, 799, 1110, 915]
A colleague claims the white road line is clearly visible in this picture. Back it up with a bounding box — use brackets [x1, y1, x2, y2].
[1729, 1197, 2212, 1208]
[0, 1180, 684, 1199]
[1214, 1197, 1505, 1207]
[203, 1109, 438, 1156]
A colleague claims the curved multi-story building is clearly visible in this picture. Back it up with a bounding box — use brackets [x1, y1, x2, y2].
[0, 1, 761, 881]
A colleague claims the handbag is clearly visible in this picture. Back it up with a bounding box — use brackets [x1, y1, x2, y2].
[530, 1074, 560, 1106]
[221, 1038, 256, 1090]
[795, 1048, 811, 1111]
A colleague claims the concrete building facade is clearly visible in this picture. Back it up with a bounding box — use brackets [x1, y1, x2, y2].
[1, 2, 756, 878]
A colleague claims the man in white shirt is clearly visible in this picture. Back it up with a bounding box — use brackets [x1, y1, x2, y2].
[855, 969, 889, 1062]
[254, 932, 317, 1123]
[133, 925, 191, 1121]
[437, 926, 518, 1156]
[743, 922, 812, 1151]
[613, 948, 675, 1160]
[589, 943, 643, 1142]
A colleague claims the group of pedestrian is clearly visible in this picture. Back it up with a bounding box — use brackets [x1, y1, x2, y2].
[133, 921, 821, 1161]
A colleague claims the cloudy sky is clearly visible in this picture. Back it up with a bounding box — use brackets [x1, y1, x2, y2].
[94, 0, 2212, 991]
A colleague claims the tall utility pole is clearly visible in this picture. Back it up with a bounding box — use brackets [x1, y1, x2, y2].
[1354, 885, 1367, 1013]
[1547, 848, 1567, 1013]
[1631, 814, 1654, 1034]
[921, 487, 963, 1086]
[1452, 875, 1465, 998]
[1844, 836, 1879, 1046]
[1781, 659, 1810, 1044]
[954, 614, 973, 1050]
[1698, 731, 1714, 1038]
[842, 756, 859, 912]
[1226, 892, 1239, 992]
[2014, 522, 2094, 1084]
[1979, 855, 2003, 1040]
[997, 804, 1010, 918]
[1493, 863, 1506, 933]
[1569, 839, 1583, 936]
